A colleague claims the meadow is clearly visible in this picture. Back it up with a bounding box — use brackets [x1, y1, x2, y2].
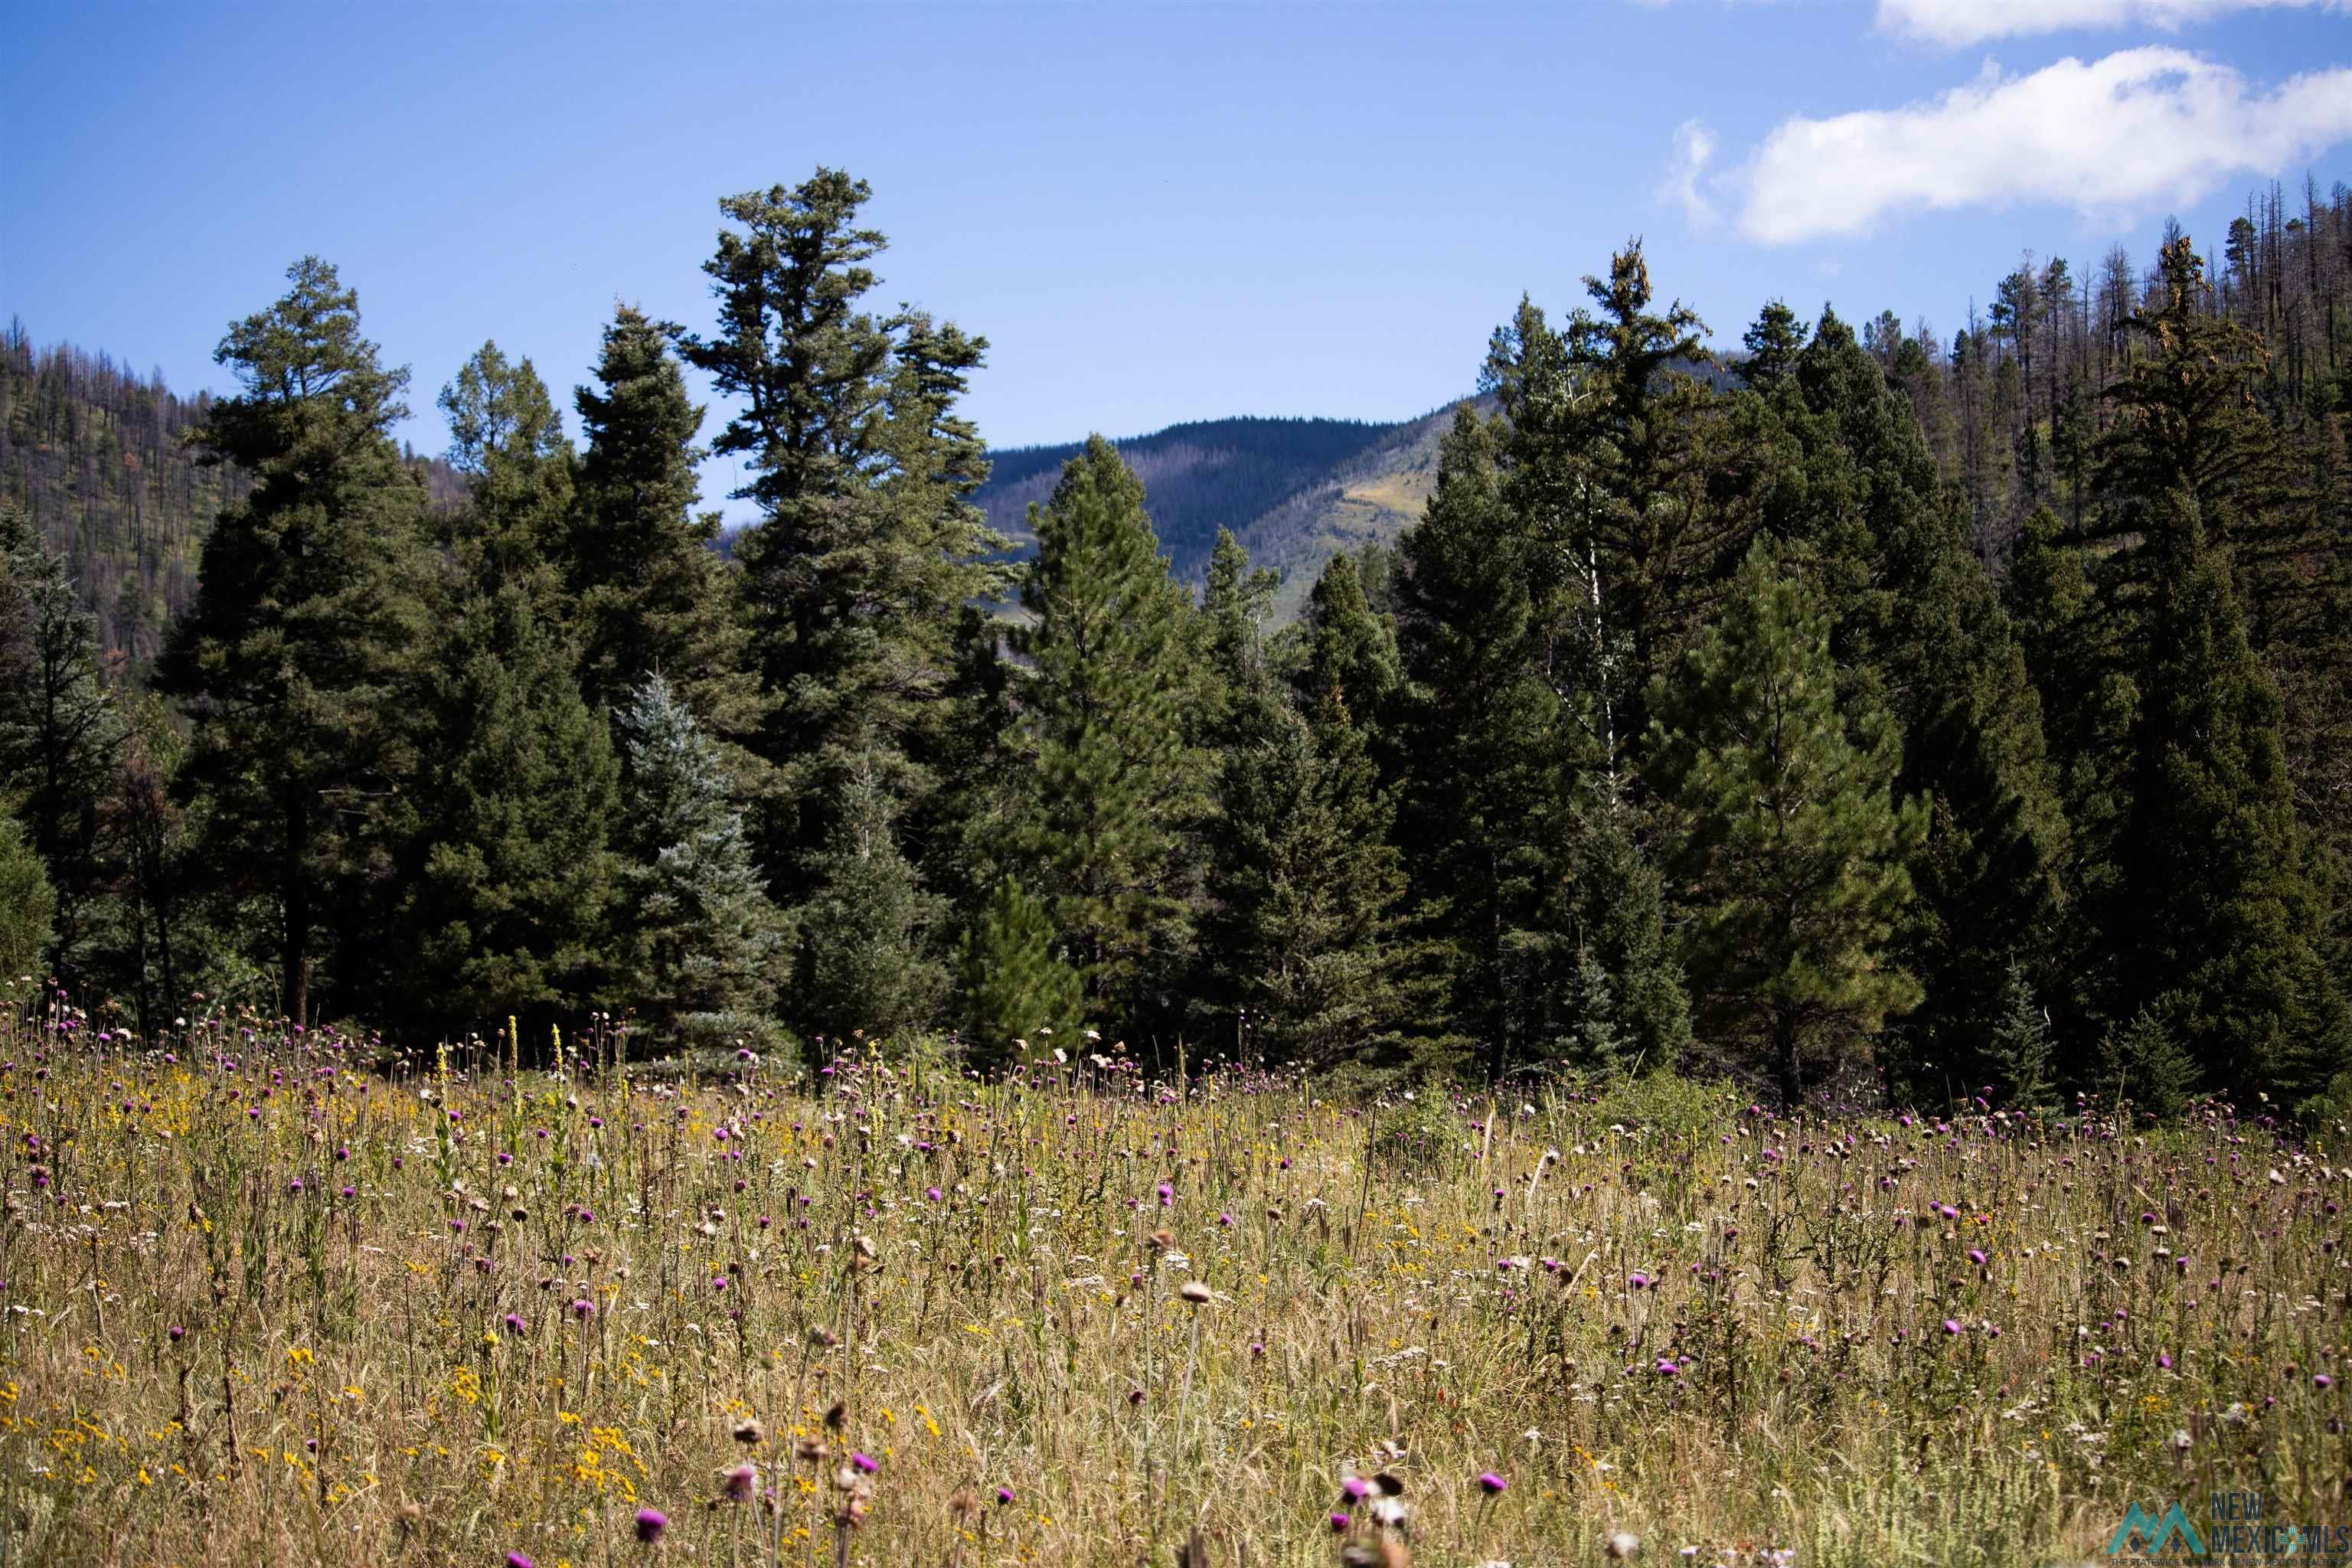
[0, 995, 2345, 1567]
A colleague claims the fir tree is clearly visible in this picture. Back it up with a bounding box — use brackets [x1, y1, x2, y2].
[954, 875, 1081, 1067]
[1011, 436, 1207, 1027]
[156, 258, 437, 1024]
[1650, 540, 1927, 1106]
[613, 675, 785, 1037]
[1739, 299, 1810, 389]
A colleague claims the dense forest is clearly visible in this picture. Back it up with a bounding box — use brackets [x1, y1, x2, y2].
[5, 166, 2352, 1120]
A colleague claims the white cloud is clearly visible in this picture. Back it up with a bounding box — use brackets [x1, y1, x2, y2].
[1879, 0, 2342, 48]
[1663, 119, 1721, 225]
[1734, 48, 2352, 244]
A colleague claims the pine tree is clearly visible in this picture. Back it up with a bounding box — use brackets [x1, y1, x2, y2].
[1011, 436, 1207, 1028]
[567, 305, 759, 733]
[954, 875, 1081, 1068]
[155, 258, 437, 1024]
[1649, 540, 1927, 1106]
[1740, 299, 1810, 389]
[681, 172, 1005, 888]
[793, 759, 949, 1040]
[437, 341, 573, 586]
[613, 675, 785, 1037]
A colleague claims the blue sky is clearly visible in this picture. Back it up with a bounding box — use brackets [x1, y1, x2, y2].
[5, 1, 2348, 512]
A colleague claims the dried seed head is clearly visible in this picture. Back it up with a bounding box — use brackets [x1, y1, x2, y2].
[1606, 1532, 1642, 1560]
[949, 1487, 979, 1517]
[823, 1399, 848, 1432]
[810, 1325, 841, 1348]
[733, 1419, 763, 1445]
[1178, 1280, 1214, 1305]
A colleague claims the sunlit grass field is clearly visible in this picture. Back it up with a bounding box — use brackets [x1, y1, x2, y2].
[0, 996, 2344, 1566]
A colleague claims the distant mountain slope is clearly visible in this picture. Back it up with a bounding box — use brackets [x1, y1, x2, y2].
[974, 408, 1478, 613]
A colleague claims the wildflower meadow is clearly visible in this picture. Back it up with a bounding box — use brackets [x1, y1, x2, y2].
[0, 993, 2344, 1566]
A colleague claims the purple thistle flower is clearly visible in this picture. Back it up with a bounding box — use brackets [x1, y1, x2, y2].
[1477, 1471, 1508, 1495]
[1342, 1476, 1370, 1500]
[850, 1451, 877, 1474]
[634, 1508, 668, 1544]
[1966, 1249, 1987, 1266]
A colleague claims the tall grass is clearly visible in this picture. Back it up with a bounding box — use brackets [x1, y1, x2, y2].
[0, 995, 2343, 1566]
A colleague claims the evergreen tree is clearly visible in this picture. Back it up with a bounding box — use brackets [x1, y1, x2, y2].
[155, 258, 437, 1024]
[1298, 550, 1402, 733]
[0, 796, 52, 984]
[1200, 526, 1280, 743]
[2106, 482, 2348, 1101]
[1649, 540, 1927, 1106]
[1740, 299, 1810, 389]
[954, 875, 1081, 1067]
[793, 759, 949, 1040]
[1989, 961, 2056, 1111]
[2089, 237, 2351, 1103]
[1011, 436, 1207, 1028]
[567, 306, 758, 731]
[1762, 310, 2070, 1096]
[1203, 684, 1423, 1070]
[394, 584, 619, 1029]
[437, 341, 573, 585]
[0, 501, 122, 981]
[613, 675, 785, 1037]
[1391, 407, 1574, 1074]
[1561, 798, 1691, 1070]
[2098, 1005, 2198, 1123]
[681, 172, 1006, 887]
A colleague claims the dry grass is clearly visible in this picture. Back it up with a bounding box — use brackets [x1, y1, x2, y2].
[0, 1001, 2345, 1566]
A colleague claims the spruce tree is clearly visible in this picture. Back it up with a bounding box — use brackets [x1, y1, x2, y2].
[614, 675, 785, 1038]
[156, 258, 437, 1024]
[1649, 540, 1927, 1106]
[1203, 684, 1423, 1070]
[1298, 550, 1402, 736]
[954, 875, 1082, 1068]
[1989, 961, 2056, 1111]
[1011, 436, 1207, 1028]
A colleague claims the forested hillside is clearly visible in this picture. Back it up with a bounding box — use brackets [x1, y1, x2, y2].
[6, 167, 2352, 1125]
[0, 318, 459, 667]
